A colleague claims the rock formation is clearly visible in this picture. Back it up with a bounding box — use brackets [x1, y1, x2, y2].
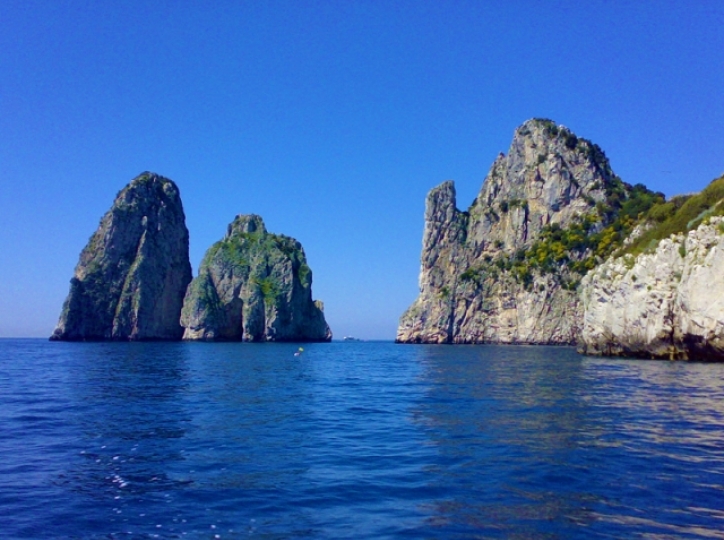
[181, 214, 331, 342]
[579, 217, 724, 360]
[397, 119, 638, 344]
[398, 118, 724, 360]
[51, 172, 192, 340]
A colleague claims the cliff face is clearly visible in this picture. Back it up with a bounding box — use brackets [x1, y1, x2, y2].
[397, 119, 626, 344]
[466, 120, 614, 256]
[51, 172, 192, 341]
[181, 214, 331, 342]
[579, 217, 724, 360]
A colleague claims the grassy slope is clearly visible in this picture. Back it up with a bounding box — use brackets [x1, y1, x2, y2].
[624, 175, 724, 256]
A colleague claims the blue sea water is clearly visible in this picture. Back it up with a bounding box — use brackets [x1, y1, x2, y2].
[1, 340, 724, 539]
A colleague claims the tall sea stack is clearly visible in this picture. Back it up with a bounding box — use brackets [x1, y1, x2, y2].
[180, 214, 332, 342]
[51, 172, 192, 341]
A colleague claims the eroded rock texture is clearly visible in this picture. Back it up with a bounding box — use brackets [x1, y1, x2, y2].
[181, 214, 331, 342]
[51, 172, 192, 341]
[579, 217, 724, 360]
[397, 119, 624, 344]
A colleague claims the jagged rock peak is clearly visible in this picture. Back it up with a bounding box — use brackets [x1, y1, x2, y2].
[467, 118, 618, 255]
[397, 119, 628, 345]
[181, 214, 332, 342]
[227, 214, 266, 238]
[51, 172, 193, 341]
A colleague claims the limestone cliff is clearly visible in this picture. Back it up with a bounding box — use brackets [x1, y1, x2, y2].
[51, 172, 192, 341]
[397, 119, 643, 344]
[181, 214, 331, 342]
[579, 197, 724, 360]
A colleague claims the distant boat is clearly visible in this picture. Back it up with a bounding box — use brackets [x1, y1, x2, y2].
[343, 336, 362, 342]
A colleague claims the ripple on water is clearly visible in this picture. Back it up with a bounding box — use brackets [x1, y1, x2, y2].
[1, 340, 724, 538]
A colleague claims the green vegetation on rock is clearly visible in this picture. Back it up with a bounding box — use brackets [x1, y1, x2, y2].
[471, 174, 722, 292]
[181, 214, 331, 342]
[624, 175, 724, 256]
[254, 276, 280, 304]
[459, 179, 664, 291]
[400, 118, 724, 352]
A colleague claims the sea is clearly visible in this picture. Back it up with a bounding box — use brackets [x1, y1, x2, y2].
[1, 339, 724, 539]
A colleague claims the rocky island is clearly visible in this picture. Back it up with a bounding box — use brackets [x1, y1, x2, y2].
[397, 119, 724, 360]
[51, 172, 193, 340]
[180, 214, 331, 342]
[51, 173, 331, 342]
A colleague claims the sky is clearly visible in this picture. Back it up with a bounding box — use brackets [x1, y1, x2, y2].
[1, 0, 723, 339]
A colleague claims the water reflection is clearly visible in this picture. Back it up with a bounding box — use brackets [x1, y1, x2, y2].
[578, 357, 724, 536]
[414, 345, 724, 538]
[412, 345, 597, 537]
[580, 357, 724, 443]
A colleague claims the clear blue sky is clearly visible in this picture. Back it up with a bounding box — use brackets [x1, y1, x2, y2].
[1, 1, 722, 339]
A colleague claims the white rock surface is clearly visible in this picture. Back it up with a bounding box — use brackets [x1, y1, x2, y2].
[579, 217, 724, 359]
